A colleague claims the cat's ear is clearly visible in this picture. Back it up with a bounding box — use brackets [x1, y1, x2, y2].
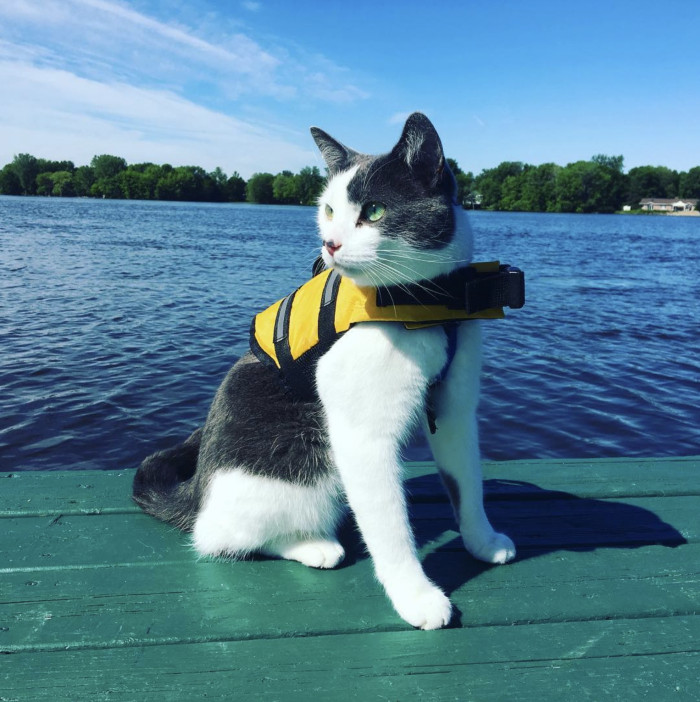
[310, 127, 359, 175]
[392, 113, 447, 191]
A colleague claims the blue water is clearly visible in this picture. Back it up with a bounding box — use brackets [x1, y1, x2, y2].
[1, 196, 699, 471]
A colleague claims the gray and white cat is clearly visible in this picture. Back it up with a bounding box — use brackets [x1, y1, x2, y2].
[133, 113, 515, 630]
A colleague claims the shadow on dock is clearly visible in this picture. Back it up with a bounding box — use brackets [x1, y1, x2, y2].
[336, 472, 688, 597]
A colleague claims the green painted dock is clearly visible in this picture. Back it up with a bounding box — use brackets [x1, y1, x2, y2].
[2, 457, 699, 701]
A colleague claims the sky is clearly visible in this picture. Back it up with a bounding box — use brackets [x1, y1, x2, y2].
[2, 0, 699, 179]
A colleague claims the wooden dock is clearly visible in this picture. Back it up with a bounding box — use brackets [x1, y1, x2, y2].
[2, 457, 698, 700]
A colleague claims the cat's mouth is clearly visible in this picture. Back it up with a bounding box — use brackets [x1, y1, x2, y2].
[331, 260, 365, 279]
[324, 255, 374, 286]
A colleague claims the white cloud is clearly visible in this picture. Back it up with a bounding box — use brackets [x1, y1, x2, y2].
[0, 0, 366, 102]
[74, 0, 279, 74]
[0, 59, 316, 177]
[0, 0, 368, 174]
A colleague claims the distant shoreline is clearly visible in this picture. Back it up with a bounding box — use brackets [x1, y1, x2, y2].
[3, 194, 699, 220]
[3, 153, 699, 215]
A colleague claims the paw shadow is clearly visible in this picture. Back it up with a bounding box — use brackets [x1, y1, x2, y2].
[335, 513, 370, 568]
[404, 474, 688, 604]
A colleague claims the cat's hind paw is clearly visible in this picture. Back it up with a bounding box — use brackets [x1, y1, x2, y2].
[387, 581, 452, 630]
[464, 531, 516, 565]
[264, 537, 345, 569]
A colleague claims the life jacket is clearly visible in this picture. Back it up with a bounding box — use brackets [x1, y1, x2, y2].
[250, 261, 524, 401]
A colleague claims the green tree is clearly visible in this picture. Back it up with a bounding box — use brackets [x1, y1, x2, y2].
[475, 162, 525, 209]
[499, 171, 525, 211]
[52, 171, 75, 197]
[155, 165, 218, 201]
[12, 153, 41, 195]
[554, 160, 617, 213]
[519, 163, 560, 212]
[246, 172, 275, 204]
[446, 158, 474, 205]
[119, 170, 152, 200]
[210, 167, 228, 190]
[225, 172, 247, 202]
[0, 164, 22, 194]
[625, 165, 679, 205]
[91, 176, 124, 199]
[155, 167, 196, 201]
[273, 170, 298, 204]
[91, 154, 127, 180]
[296, 166, 325, 206]
[141, 164, 166, 199]
[591, 154, 625, 212]
[456, 172, 475, 206]
[679, 167, 700, 199]
[37, 159, 75, 174]
[36, 172, 56, 196]
[72, 165, 95, 197]
[90, 155, 127, 198]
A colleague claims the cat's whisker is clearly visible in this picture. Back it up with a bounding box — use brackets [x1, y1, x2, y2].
[379, 249, 470, 266]
[377, 263, 455, 302]
[366, 260, 439, 306]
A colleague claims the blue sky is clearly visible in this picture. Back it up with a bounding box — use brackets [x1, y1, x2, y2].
[2, 0, 699, 179]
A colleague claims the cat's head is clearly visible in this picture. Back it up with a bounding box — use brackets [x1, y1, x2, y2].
[311, 112, 472, 287]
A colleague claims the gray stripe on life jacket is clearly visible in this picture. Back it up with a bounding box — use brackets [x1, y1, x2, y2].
[322, 270, 341, 307]
[275, 294, 293, 343]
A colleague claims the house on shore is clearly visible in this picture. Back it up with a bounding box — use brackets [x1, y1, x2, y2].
[640, 197, 699, 212]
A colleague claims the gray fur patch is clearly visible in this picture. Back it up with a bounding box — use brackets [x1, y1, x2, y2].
[346, 155, 456, 249]
[197, 353, 332, 486]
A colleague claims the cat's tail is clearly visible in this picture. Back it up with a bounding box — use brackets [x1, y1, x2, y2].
[132, 428, 203, 532]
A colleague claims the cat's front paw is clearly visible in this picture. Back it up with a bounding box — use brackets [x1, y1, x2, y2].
[264, 537, 345, 569]
[464, 531, 516, 565]
[386, 580, 452, 630]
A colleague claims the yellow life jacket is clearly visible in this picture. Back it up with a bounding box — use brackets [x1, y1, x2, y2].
[250, 261, 524, 400]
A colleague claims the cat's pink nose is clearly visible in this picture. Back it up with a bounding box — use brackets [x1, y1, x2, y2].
[324, 240, 342, 256]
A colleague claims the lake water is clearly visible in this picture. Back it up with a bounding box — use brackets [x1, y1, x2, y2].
[1, 195, 699, 471]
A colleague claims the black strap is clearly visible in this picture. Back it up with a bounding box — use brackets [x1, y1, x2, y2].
[375, 265, 525, 314]
[311, 256, 326, 277]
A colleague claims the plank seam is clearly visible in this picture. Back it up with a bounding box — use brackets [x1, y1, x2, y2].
[3, 612, 699, 656]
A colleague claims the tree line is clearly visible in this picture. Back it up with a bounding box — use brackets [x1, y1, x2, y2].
[0, 154, 325, 206]
[1, 152, 699, 213]
[449, 157, 700, 213]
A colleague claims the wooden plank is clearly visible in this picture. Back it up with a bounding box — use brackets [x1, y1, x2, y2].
[3, 455, 699, 517]
[2, 544, 698, 653]
[1, 470, 137, 517]
[1, 491, 693, 574]
[2, 617, 699, 701]
[411, 455, 700, 500]
[0, 513, 192, 570]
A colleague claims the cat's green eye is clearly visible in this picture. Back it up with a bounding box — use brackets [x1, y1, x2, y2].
[324, 204, 333, 220]
[362, 202, 386, 223]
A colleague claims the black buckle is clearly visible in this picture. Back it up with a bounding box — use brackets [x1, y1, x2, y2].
[463, 264, 525, 314]
[500, 265, 525, 309]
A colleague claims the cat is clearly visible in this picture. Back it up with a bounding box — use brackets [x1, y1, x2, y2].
[133, 112, 516, 630]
